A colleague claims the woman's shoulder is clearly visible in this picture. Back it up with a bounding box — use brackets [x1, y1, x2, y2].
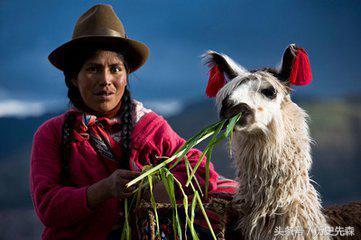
[132, 99, 169, 126]
[132, 99, 153, 124]
[34, 112, 68, 140]
[131, 100, 170, 141]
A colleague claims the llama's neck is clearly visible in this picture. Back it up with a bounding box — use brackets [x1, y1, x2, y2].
[233, 101, 330, 240]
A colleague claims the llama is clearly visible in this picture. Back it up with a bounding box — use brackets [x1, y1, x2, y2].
[203, 44, 361, 240]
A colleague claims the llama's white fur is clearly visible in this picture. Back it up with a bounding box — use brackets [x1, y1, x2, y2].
[212, 52, 331, 239]
[231, 96, 330, 240]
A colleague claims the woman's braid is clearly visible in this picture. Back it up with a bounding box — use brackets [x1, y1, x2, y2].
[118, 87, 135, 167]
[60, 111, 76, 185]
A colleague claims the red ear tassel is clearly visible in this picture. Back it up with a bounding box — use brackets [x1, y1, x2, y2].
[206, 65, 226, 97]
[289, 48, 312, 86]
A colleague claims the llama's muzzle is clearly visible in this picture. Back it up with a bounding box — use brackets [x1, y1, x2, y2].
[220, 102, 254, 128]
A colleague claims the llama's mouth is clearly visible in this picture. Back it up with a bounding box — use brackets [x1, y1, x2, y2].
[234, 124, 247, 132]
[236, 114, 253, 127]
[233, 120, 254, 132]
[220, 102, 255, 132]
[221, 102, 254, 119]
[222, 114, 252, 132]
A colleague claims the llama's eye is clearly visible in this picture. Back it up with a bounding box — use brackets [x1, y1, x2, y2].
[261, 87, 277, 99]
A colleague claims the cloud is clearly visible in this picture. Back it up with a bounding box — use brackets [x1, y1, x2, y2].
[0, 100, 46, 118]
[0, 97, 183, 119]
[143, 99, 183, 117]
[0, 99, 66, 118]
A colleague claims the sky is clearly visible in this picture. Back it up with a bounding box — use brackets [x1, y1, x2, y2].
[0, 0, 360, 117]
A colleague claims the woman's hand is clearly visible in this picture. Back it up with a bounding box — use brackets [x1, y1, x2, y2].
[105, 169, 140, 198]
[86, 169, 139, 210]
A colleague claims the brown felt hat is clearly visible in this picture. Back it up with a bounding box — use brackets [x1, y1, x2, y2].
[48, 4, 149, 73]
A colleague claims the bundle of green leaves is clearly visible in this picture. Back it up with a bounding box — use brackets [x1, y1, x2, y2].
[122, 113, 242, 240]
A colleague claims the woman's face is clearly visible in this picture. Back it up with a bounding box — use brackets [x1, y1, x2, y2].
[72, 50, 127, 113]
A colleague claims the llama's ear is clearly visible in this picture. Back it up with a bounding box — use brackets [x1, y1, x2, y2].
[202, 50, 249, 97]
[278, 44, 312, 86]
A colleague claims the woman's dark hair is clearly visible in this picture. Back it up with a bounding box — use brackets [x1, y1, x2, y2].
[62, 46, 135, 173]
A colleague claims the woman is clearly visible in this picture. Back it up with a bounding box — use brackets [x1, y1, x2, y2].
[30, 4, 237, 239]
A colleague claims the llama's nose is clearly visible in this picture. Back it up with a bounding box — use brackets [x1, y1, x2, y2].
[220, 102, 254, 127]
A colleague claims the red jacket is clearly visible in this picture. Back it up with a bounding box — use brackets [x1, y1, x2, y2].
[30, 110, 219, 239]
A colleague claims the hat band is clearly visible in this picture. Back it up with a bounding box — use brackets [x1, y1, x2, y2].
[72, 28, 126, 39]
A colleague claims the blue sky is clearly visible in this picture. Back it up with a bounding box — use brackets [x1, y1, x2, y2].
[0, 0, 360, 116]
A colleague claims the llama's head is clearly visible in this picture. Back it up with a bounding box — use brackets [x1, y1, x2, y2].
[203, 44, 312, 135]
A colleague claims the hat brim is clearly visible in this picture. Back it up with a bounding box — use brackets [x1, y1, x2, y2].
[48, 36, 149, 73]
